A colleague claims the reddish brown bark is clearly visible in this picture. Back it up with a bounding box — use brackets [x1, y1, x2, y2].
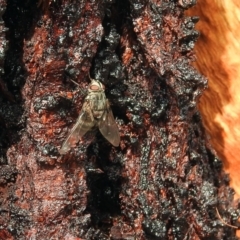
[0, 0, 239, 239]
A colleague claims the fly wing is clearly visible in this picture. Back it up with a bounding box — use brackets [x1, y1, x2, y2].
[98, 103, 120, 147]
[59, 106, 95, 154]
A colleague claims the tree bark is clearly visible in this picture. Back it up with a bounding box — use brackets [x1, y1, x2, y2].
[187, 0, 240, 200]
[0, 0, 239, 239]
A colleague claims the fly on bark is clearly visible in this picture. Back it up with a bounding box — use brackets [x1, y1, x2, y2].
[59, 76, 120, 154]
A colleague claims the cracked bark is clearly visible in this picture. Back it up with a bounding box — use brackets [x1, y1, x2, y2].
[0, 0, 239, 239]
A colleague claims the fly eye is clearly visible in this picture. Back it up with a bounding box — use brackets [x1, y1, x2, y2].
[90, 85, 100, 91]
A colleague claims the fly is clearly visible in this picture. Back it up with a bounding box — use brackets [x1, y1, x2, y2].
[59, 75, 120, 154]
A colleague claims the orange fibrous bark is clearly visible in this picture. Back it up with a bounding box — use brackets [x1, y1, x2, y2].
[187, 0, 240, 197]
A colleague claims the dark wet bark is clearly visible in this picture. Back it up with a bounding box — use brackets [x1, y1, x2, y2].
[0, 0, 239, 239]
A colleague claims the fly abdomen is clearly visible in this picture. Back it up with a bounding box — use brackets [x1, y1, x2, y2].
[93, 109, 105, 119]
[89, 92, 106, 120]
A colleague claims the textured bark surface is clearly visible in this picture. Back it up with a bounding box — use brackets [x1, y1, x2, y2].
[0, 0, 239, 239]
